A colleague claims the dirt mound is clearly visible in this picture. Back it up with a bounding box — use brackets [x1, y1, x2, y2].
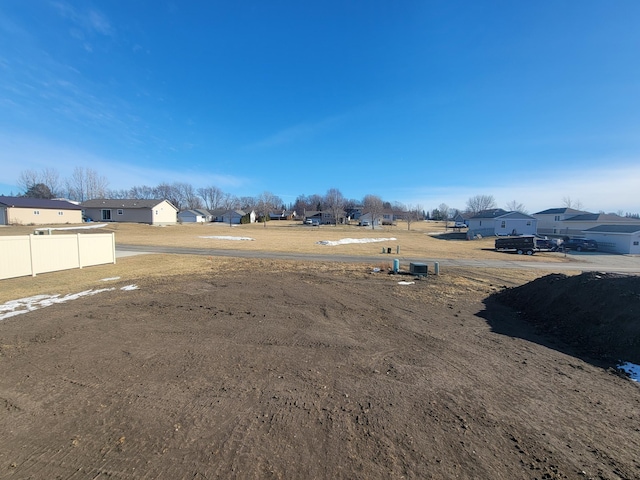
[495, 271, 640, 365]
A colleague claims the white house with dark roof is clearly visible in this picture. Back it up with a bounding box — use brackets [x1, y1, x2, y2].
[582, 225, 640, 254]
[81, 199, 178, 225]
[466, 209, 537, 237]
[534, 208, 640, 237]
[0, 196, 83, 225]
[533, 208, 589, 235]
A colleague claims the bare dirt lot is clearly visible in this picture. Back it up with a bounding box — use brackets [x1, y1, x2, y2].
[1, 257, 639, 479]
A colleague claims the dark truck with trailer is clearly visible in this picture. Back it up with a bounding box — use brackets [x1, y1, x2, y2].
[494, 235, 545, 255]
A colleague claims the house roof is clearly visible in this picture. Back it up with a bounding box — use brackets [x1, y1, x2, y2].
[564, 213, 639, 222]
[0, 196, 82, 210]
[178, 209, 210, 216]
[193, 209, 211, 216]
[469, 209, 509, 219]
[583, 225, 640, 234]
[501, 211, 536, 220]
[534, 208, 589, 215]
[81, 198, 177, 210]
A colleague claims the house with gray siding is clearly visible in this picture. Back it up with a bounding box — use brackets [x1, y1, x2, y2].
[467, 209, 537, 237]
[81, 199, 178, 225]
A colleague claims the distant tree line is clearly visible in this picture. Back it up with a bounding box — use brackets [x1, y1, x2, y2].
[14, 168, 638, 220]
[13, 167, 427, 223]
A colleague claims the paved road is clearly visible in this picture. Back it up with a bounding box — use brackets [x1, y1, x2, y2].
[116, 244, 640, 274]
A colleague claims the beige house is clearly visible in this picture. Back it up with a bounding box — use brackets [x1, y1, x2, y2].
[0, 196, 83, 225]
[81, 199, 178, 225]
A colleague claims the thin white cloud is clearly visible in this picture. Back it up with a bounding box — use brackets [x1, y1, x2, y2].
[50, 2, 113, 37]
[0, 133, 249, 194]
[249, 114, 346, 149]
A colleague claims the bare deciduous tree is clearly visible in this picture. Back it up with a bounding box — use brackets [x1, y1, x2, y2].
[401, 203, 422, 230]
[562, 196, 583, 211]
[18, 168, 61, 197]
[363, 194, 384, 229]
[256, 191, 282, 227]
[439, 203, 450, 229]
[324, 188, 345, 225]
[65, 167, 108, 202]
[198, 186, 225, 210]
[505, 200, 528, 214]
[466, 194, 496, 215]
[17, 169, 40, 194]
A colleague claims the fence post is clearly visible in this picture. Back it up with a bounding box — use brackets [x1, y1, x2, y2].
[29, 234, 36, 277]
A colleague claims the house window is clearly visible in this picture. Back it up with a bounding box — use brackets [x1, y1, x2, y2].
[501, 221, 506, 228]
[526, 221, 531, 226]
[479, 221, 482, 226]
[117, 209, 124, 215]
[155, 210, 158, 215]
[554, 215, 560, 221]
[634, 241, 639, 246]
[34, 210, 40, 215]
[58, 211, 64, 215]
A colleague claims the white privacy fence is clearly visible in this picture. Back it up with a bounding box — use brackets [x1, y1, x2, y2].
[0, 233, 116, 280]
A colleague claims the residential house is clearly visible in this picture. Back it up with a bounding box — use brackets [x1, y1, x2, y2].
[452, 212, 471, 226]
[81, 199, 178, 225]
[178, 209, 212, 223]
[303, 210, 347, 225]
[221, 209, 255, 224]
[0, 196, 83, 225]
[563, 213, 640, 237]
[269, 210, 297, 220]
[210, 208, 227, 222]
[533, 208, 590, 235]
[582, 225, 640, 255]
[467, 209, 537, 237]
[359, 211, 395, 227]
[533, 208, 640, 237]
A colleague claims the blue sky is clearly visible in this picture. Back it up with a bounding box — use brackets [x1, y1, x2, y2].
[1, 1, 639, 214]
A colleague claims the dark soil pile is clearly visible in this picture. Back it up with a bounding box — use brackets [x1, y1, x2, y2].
[496, 271, 640, 365]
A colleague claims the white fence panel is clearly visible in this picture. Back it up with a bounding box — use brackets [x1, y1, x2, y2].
[0, 233, 115, 280]
[0, 236, 33, 279]
[78, 234, 116, 267]
[31, 234, 80, 274]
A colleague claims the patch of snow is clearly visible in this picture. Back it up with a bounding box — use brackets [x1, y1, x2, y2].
[316, 237, 397, 246]
[199, 236, 255, 241]
[38, 223, 108, 231]
[397, 281, 415, 285]
[619, 362, 640, 382]
[0, 286, 137, 321]
[101, 277, 121, 281]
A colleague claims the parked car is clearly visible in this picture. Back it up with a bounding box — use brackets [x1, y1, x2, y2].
[454, 222, 467, 228]
[534, 238, 555, 251]
[561, 238, 598, 252]
[360, 220, 370, 227]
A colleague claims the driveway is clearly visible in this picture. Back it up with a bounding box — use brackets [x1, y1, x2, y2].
[116, 244, 640, 274]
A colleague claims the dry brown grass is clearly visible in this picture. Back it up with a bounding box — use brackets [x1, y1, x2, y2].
[0, 221, 574, 304]
[0, 220, 569, 262]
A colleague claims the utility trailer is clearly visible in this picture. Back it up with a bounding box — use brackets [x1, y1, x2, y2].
[494, 235, 538, 255]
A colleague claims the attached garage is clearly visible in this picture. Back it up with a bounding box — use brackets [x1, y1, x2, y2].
[583, 225, 640, 255]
